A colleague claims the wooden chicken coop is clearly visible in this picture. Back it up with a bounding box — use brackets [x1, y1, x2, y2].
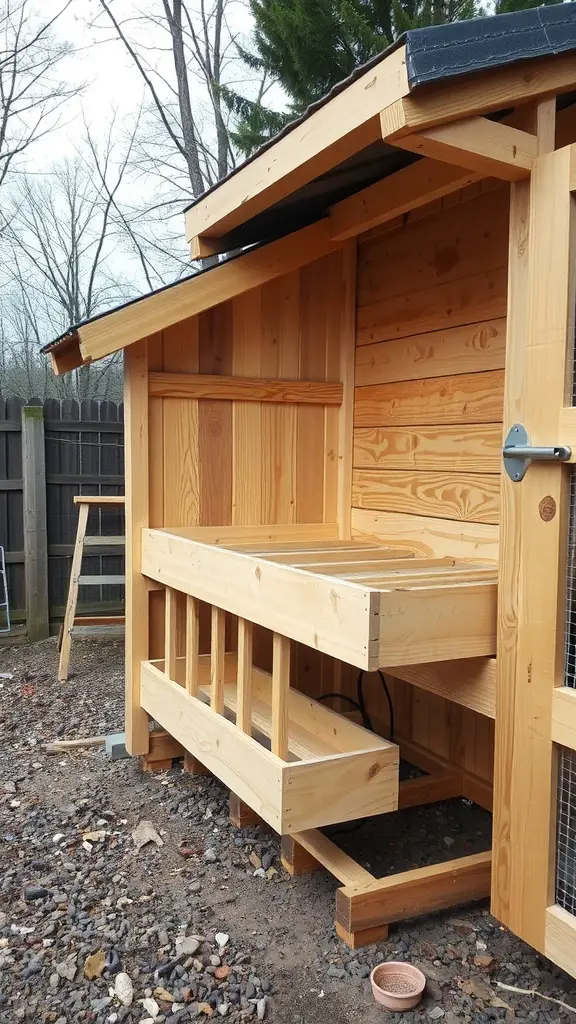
[45, 5, 576, 970]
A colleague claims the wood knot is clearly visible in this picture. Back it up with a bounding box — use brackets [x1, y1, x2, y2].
[368, 762, 382, 780]
[255, 565, 262, 581]
[539, 495, 556, 522]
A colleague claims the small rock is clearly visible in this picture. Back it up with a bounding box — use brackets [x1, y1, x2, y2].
[327, 965, 346, 980]
[249, 853, 262, 870]
[52, 833, 65, 843]
[474, 954, 495, 969]
[142, 997, 160, 1017]
[132, 820, 164, 851]
[24, 885, 50, 901]
[215, 966, 230, 980]
[443, 836, 455, 848]
[256, 997, 267, 1021]
[83, 830, 107, 842]
[217, 1006, 229, 1018]
[429, 1009, 444, 1020]
[56, 959, 76, 982]
[114, 972, 134, 1006]
[198, 1003, 214, 1016]
[84, 949, 106, 979]
[215, 933, 229, 949]
[154, 986, 174, 1003]
[176, 937, 200, 957]
[204, 850, 218, 864]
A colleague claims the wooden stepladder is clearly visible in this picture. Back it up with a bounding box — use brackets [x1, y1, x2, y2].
[58, 495, 125, 683]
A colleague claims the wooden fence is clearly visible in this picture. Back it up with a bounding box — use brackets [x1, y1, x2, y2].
[0, 397, 124, 642]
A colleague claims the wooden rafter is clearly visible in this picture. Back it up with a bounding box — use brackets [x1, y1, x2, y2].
[391, 116, 537, 182]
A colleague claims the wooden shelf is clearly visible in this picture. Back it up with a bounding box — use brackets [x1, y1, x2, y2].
[140, 653, 399, 834]
[141, 525, 498, 669]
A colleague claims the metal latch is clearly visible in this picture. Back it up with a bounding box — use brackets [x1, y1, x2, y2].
[503, 424, 572, 482]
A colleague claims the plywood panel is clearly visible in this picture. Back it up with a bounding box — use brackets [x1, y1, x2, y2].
[355, 319, 506, 386]
[354, 370, 504, 427]
[352, 468, 500, 524]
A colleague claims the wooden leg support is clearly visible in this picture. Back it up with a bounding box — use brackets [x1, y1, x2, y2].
[281, 834, 322, 876]
[141, 729, 184, 772]
[335, 921, 389, 948]
[183, 753, 209, 775]
[229, 792, 262, 828]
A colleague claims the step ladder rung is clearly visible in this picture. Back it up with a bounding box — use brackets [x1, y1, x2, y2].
[77, 574, 125, 586]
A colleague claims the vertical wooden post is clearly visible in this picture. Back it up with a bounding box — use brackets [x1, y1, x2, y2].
[124, 340, 151, 756]
[272, 632, 290, 759]
[337, 239, 357, 540]
[185, 595, 200, 695]
[493, 132, 573, 949]
[164, 587, 178, 680]
[211, 605, 226, 714]
[237, 617, 253, 733]
[21, 405, 49, 642]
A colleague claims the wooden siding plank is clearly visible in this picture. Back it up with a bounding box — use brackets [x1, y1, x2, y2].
[352, 469, 500, 525]
[198, 303, 234, 527]
[354, 370, 504, 428]
[355, 319, 506, 386]
[149, 372, 343, 405]
[351, 507, 499, 562]
[353, 425, 501, 474]
[232, 290, 263, 525]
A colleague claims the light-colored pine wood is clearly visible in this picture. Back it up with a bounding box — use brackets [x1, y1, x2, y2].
[551, 686, 576, 749]
[354, 370, 504, 427]
[164, 587, 178, 681]
[351, 507, 499, 561]
[337, 240, 357, 538]
[380, 51, 576, 140]
[210, 606, 226, 715]
[352, 468, 500, 524]
[353, 425, 501, 473]
[185, 595, 200, 695]
[330, 159, 478, 241]
[355, 319, 506, 386]
[287, 830, 375, 886]
[493, 144, 573, 950]
[395, 116, 536, 181]
[390, 658, 496, 719]
[336, 851, 491, 931]
[58, 501, 89, 683]
[232, 289, 263, 526]
[167, 523, 339, 545]
[148, 371, 343, 405]
[184, 45, 408, 246]
[237, 618, 254, 734]
[124, 339, 151, 755]
[272, 633, 290, 759]
[544, 905, 576, 981]
[72, 495, 125, 506]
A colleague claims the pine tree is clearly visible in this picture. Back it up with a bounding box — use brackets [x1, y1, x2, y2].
[226, 0, 562, 156]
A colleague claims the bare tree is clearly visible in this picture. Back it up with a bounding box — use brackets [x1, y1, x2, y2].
[0, 0, 78, 194]
[0, 121, 142, 400]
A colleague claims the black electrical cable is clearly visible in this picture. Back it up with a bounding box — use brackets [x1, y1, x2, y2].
[378, 670, 395, 744]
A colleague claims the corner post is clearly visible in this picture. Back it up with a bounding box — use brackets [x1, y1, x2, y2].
[124, 340, 151, 755]
[21, 404, 49, 642]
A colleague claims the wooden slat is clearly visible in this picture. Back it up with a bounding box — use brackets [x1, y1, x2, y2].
[545, 906, 576, 980]
[336, 851, 491, 931]
[77, 574, 125, 586]
[493, 144, 573, 949]
[73, 495, 125, 505]
[351, 508, 499, 562]
[264, 548, 414, 565]
[330, 159, 478, 241]
[354, 370, 504, 427]
[390, 658, 496, 719]
[552, 686, 576, 750]
[237, 618, 253, 734]
[166, 523, 339, 546]
[83, 535, 125, 546]
[352, 468, 500, 524]
[165, 587, 178, 681]
[353, 425, 501, 474]
[288, 830, 375, 886]
[395, 117, 537, 181]
[148, 371, 343, 405]
[185, 595, 200, 696]
[210, 606, 226, 715]
[232, 288, 263, 526]
[355, 319, 506, 386]
[272, 633, 290, 759]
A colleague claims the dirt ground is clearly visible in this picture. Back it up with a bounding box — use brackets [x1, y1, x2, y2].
[1, 637, 576, 1024]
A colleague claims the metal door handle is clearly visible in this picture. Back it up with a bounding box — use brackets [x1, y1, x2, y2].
[503, 424, 571, 481]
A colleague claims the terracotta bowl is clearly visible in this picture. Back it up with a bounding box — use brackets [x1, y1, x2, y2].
[370, 961, 426, 1011]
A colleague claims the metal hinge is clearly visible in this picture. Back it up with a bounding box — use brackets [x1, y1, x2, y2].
[503, 424, 572, 482]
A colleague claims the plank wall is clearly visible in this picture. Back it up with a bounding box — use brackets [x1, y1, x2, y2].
[144, 248, 355, 696]
[348, 182, 509, 782]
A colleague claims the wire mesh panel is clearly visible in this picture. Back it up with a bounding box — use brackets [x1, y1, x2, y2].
[556, 746, 576, 913]
[565, 470, 576, 689]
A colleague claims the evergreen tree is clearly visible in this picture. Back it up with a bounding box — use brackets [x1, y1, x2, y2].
[226, 0, 562, 155]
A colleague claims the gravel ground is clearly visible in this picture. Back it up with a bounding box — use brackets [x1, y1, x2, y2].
[1, 637, 576, 1024]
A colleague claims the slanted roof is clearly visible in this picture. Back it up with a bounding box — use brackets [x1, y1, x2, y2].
[44, 4, 576, 374]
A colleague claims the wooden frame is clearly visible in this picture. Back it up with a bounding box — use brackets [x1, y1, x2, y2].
[392, 117, 537, 181]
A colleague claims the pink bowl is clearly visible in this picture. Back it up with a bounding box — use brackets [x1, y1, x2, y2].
[370, 961, 426, 1011]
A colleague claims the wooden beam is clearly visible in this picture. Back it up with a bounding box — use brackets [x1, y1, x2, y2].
[124, 340, 150, 756]
[329, 159, 478, 241]
[237, 617, 253, 734]
[184, 45, 408, 249]
[285, 829, 375, 887]
[148, 372, 343, 405]
[393, 117, 537, 182]
[73, 495, 125, 505]
[75, 220, 343, 364]
[545, 905, 576, 981]
[380, 51, 576, 141]
[271, 633, 290, 759]
[552, 686, 576, 750]
[390, 658, 496, 719]
[210, 606, 226, 715]
[337, 239, 357, 539]
[336, 851, 491, 932]
[492, 141, 572, 950]
[185, 595, 200, 696]
[164, 587, 178, 681]
[49, 333, 85, 375]
[167, 523, 339, 546]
